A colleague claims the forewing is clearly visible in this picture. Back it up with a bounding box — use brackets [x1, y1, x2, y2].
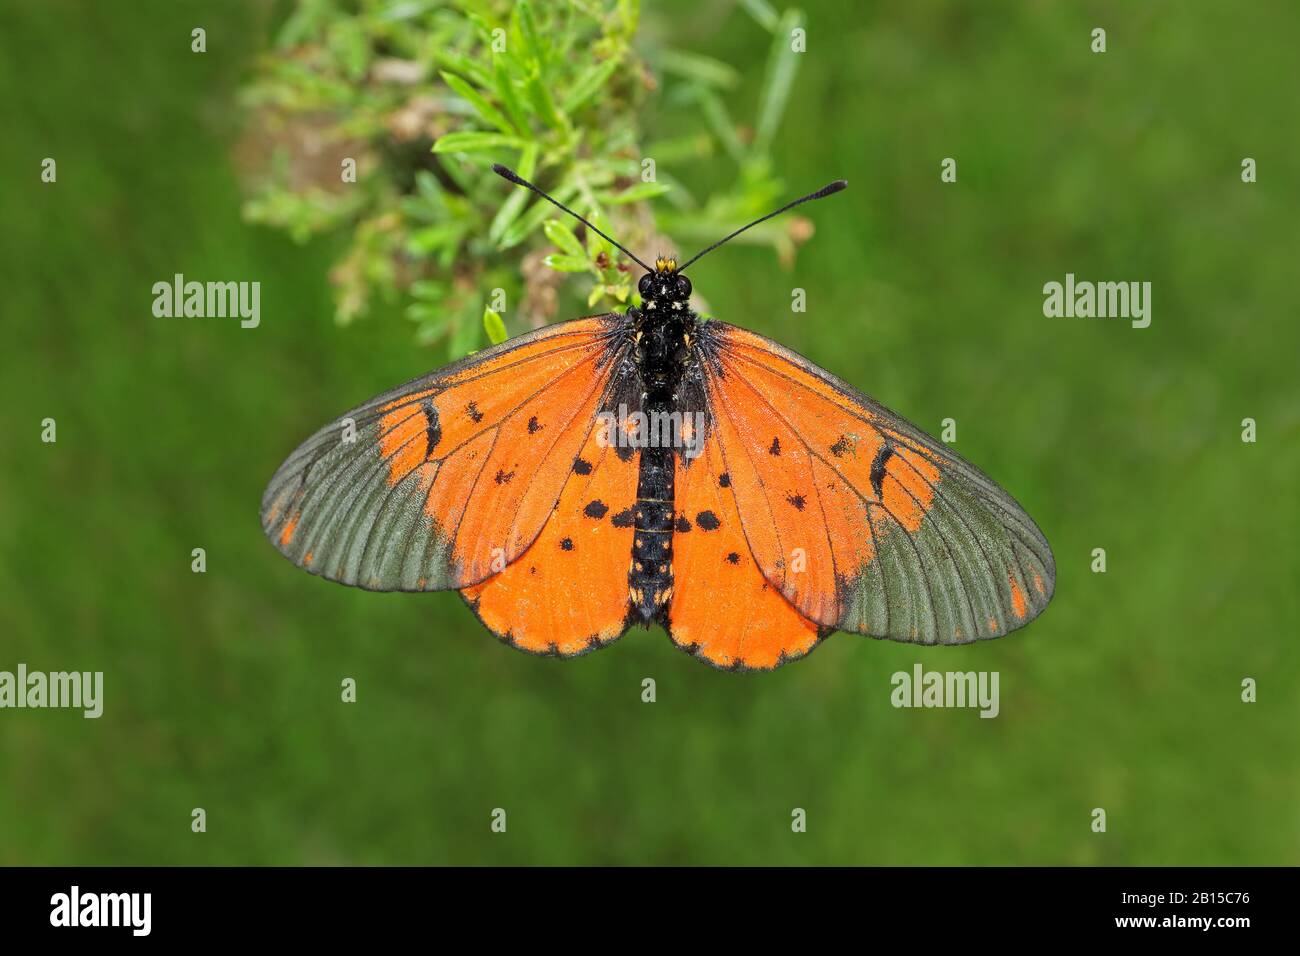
[698, 321, 1055, 644]
[261, 315, 631, 591]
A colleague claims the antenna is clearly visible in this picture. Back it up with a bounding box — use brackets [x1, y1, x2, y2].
[676, 179, 847, 272]
[491, 164, 653, 272]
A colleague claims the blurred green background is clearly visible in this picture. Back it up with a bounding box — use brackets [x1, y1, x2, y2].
[1, 0, 1297, 866]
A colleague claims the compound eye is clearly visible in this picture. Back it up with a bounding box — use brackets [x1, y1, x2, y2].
[674, 274, 692, 298]
[638, 274, 654, 297]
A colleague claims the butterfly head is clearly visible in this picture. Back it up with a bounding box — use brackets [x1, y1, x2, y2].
[639, 258, 692, 311]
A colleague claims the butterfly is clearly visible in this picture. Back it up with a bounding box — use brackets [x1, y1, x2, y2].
[261, 164, 1055, 671]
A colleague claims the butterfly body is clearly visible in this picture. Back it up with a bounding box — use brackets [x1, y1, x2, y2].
[623, 257, 694, 623]
[262, 172, 1055, 670]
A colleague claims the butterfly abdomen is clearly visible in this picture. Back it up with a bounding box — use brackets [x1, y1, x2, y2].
[628, 442, 675, 622]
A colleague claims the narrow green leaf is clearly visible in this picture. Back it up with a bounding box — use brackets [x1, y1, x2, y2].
[437, 153, 477, 193]
[525, 70, 565, 130]
[647, 169, 696, 211]
[435, 50, 492, 88]
[275, 0, 331, 48]
[513, 0, 547, 68]
[432, 131, 524, 154]
[600, 181, 672, 205]
[378, 0, 439, 23]
[562, 57, 621, 114]
[543, 219, 585, 258]
[643, 133, 714, 164]
[542, 254, 591, 273]
[464, 11, 496, 47]
[483, 308, 508, 344]
[755, 9, 805, 154]
[698, 90, 746, 164]
[406, 222, 465, 255]
[440, 71, 517, 135]
[657, 49, 739, 90]
[738, 0, 780, 32]
[493, 60, 531, 133]
[409, 279, 445, 301]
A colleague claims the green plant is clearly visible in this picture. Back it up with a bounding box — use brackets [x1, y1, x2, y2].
[241, 0, 812, 355]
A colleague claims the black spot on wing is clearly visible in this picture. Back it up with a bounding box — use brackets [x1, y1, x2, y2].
[422, 399, 441, 455]
[559, 537, 574, 551]
[584, 500, 608, 519]
[869, 443, 894, 500]
[696, 510, 720, 531]
[786, 493, 806, 511]
[466, 401, 484, 424]
[675, 514, 692, 533]
[528, 415, 543, 434]
[718, 472, 731, 488]
[768, 436, 781, 456]
[574, 457, 593, 475]
[725, 552, 740, 565]
[494, 468, 514, 485]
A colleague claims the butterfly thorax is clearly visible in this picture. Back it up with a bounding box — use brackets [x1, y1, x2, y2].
[630, 261, 696, 404]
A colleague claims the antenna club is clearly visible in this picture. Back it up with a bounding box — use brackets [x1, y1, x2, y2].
[492, 163, 523, 184]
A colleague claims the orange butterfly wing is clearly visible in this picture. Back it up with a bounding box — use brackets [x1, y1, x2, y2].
[687, 321, 1055, 646]
[261, 316, 631, 592]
